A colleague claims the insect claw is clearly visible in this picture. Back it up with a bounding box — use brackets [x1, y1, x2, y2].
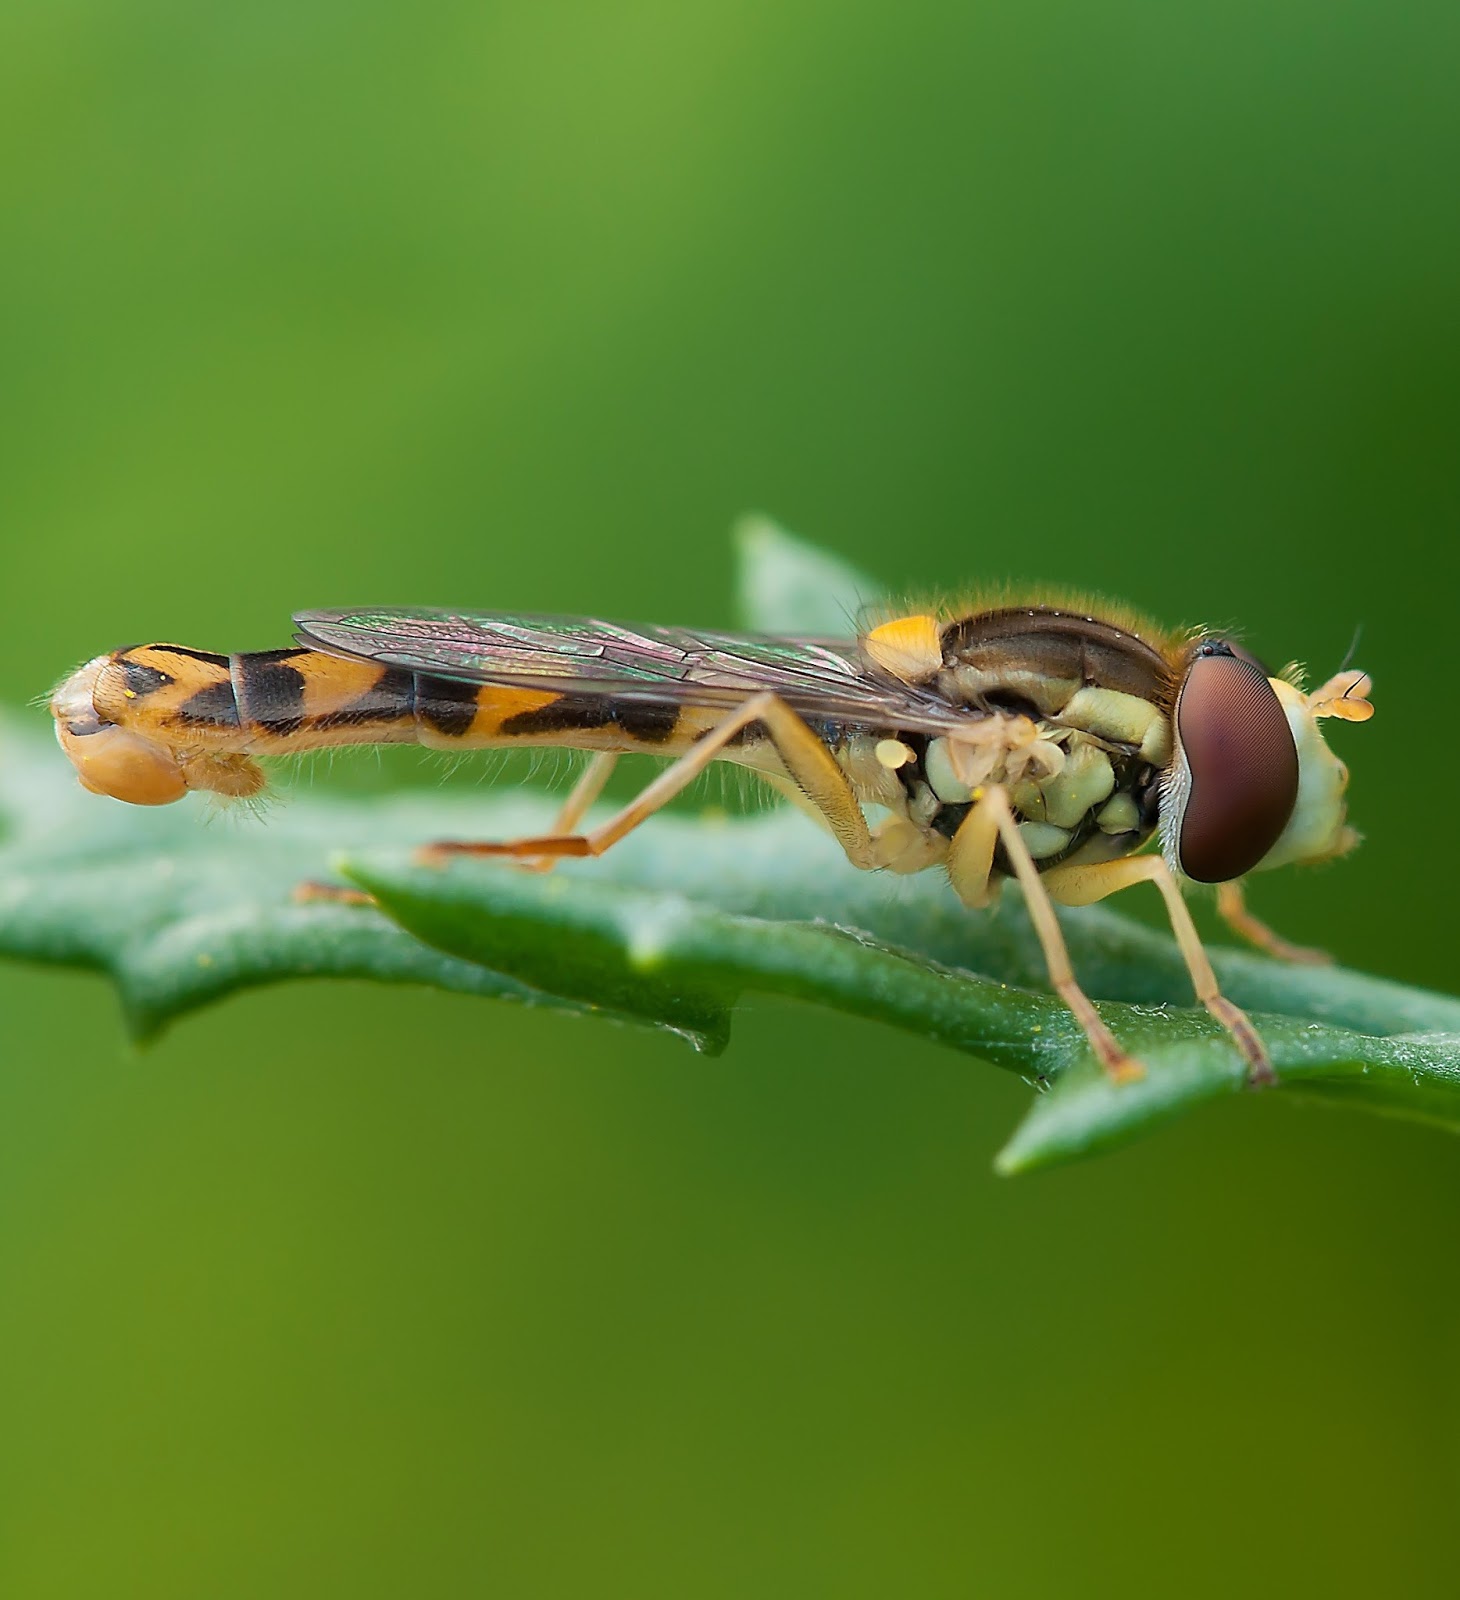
[414, 843, 465, 868]
[1267, 939, 1332, 967]
[1207, 998, 1277, 1088]
[1102, 1054, 1147, 1087]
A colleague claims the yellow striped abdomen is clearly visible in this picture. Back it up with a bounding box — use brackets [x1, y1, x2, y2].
[52, 643, 723, 804]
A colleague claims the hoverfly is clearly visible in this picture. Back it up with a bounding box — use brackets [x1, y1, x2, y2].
[50, 596, 1372, 1085]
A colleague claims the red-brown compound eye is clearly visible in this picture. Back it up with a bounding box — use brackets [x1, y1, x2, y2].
[1172, 641, 1300, 882]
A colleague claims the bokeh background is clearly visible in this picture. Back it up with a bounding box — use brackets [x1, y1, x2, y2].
[2, 2, 1458, 1595]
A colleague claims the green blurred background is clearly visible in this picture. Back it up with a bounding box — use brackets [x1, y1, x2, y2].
[2, 2, 1458, 1594]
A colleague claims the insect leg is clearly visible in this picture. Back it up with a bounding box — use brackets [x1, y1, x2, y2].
[1044, 855, 1275, 1086]
[554, 751, 620, 830]
[1214, 881, 1331, 965]
[511, 752, 622, 875]
[293, 752, 627, 901]
[947, 786, 1144, 1085]
[293, 882, 377, 907]
[421, 693, 880, 868]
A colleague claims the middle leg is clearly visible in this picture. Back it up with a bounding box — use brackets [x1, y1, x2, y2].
[946, 785, 1144, 1084]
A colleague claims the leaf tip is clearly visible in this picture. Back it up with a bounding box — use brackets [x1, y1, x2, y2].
[991, 1121, 1057, 1177]
[729, 510, 782, 555]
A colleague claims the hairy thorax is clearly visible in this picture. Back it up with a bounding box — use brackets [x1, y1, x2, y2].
[830, 607, 1178, 877]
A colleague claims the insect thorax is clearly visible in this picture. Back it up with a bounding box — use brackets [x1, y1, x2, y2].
[853, 608, 1178, 874]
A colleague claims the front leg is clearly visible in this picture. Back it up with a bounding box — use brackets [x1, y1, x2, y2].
[1044, 855, 1275, 1087]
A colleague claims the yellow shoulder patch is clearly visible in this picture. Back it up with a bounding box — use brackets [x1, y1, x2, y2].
[863, 614, 943, 683]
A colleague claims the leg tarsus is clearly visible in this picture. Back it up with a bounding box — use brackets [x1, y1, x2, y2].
[427, 752, 622, 874]
[1216, 880, 1332, 966]
[1206, 995, 1278, 1088]
[417, 834, 594, 866]
[293, 881, 377, 908]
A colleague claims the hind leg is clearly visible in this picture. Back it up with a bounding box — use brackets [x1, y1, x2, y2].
[420, 693, 884, 869]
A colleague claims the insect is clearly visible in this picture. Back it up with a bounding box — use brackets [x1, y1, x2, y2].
[50, 597, 1372, 1085]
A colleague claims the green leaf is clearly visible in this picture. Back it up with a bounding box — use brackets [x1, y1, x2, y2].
[733, 513, 878, 634]
[0, 731, 614, 1040]
[336, 846, 1460, 1177]
[5, 521, 1458, 1172]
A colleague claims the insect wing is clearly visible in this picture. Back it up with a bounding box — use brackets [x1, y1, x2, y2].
[293, 608, 965, 732]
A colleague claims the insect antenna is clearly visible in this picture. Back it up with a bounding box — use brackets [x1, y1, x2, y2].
[1335, 621, 1365, 676]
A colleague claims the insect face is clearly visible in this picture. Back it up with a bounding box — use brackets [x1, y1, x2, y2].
[1250, 674, 1364, 873]
[1162, 641, 1367, 883]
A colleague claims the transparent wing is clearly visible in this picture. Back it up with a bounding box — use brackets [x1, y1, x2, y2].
[293, 607, 968, 733]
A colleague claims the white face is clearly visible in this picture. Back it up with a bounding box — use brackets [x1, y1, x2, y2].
[1249, 677, 1357, 874]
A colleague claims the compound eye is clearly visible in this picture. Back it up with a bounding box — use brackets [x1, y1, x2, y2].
[1173, 642, 1299, 882]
